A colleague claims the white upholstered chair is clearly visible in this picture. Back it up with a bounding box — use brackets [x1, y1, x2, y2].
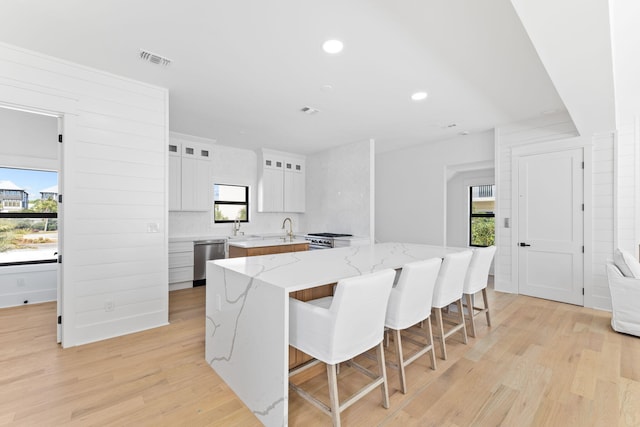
[288, 269, 396, 427]
[431, 250, 473, 360]
[462, 245, 496, 337]
[385, 258, 441, 394]
[606, 259, 640, 337]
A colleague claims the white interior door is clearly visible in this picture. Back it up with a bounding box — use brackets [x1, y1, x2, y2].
[517, 148, 583, 305]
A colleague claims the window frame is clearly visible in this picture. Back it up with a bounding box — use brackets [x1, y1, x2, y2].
[213, 183, 249, 224]
[0, 203, 58, 267]
[469, 185, 495, 248]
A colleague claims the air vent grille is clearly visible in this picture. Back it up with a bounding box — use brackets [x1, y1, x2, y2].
[139, 49, 172, 66]
[301, 106, 320, 115]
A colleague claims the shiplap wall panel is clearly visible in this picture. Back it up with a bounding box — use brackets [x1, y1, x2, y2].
[74, 275, 165, 299]
[616, 124, 637, 255]
[496, 111, 617, 310]
[591, 133, 615, 309]
[0, 42, 169, 346]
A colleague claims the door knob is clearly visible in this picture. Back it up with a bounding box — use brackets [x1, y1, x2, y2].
[519, 242, 531, 247]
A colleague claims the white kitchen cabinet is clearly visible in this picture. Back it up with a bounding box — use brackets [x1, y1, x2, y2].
[169, 140, 212, 212]
[168, 241, 194, 290]
[258, 152, 285, 212]
[284, 157, 305, 212]
[258, 149, 305, 213]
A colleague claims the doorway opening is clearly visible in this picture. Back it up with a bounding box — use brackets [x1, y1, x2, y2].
[0, 106, 61, 341]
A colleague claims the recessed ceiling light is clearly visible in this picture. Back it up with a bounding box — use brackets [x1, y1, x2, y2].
[321, 84, 334, 93]
[322, 40, 344, 54]
[411, 91, 428, 101]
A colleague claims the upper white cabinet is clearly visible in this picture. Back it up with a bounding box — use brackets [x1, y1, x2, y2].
[169, 140, 212, 211]
[284, 157, 305, 213]
[258, 149, 305, 213]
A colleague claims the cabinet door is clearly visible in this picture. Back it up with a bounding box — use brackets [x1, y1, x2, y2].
[193, 158, 211, 211]
[259, 158, 284, 212]
[284, 160, 305, 212]
[168, 155, 182, 211]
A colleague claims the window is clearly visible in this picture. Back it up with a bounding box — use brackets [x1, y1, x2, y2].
[469, 185, 495, 247]
[0, 167, 58, 265]
[214, 184, 249, 223]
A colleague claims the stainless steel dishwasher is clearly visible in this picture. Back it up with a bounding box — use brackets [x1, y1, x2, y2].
[193, 239, 226, 286]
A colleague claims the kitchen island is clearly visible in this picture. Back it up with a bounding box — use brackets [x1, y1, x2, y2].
[205, 242, 467, 426]
[228, 238, 308, 258]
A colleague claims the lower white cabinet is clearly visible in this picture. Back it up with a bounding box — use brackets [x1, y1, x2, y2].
[169, 138, 212, 212]
[169, 241, 194, 290]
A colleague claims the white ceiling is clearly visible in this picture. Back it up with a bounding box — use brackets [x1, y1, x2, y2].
[0, 0, 568, 154]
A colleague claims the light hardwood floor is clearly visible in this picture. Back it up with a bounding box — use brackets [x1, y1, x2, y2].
[1, 285, 639, 426]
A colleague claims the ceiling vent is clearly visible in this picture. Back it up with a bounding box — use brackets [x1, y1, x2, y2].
[300, 106, 320, 115]
[139, 49, 172, 66]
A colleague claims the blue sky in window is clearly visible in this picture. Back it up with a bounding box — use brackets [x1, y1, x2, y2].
[0, 167, 57, 200]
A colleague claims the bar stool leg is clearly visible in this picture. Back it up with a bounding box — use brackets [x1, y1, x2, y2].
[482, 288, 491, 326]
[392, 329, 407, 394]
[465, 293, 476, 338]
[376, 341, 390, 408]
[327, 364, 341, 427]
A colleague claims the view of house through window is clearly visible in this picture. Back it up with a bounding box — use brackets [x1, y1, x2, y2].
[469, 184, 495, 247]
[0, 167, 58, 264]
[214, 184, 248, 223]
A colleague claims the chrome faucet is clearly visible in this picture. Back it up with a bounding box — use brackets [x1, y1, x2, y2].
[281, 217, 294, 241]
[232, 218, 241, 236]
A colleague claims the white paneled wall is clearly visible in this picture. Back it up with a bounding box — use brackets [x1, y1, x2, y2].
[591, 132, 615, 309]
[495, 111, 620, 310]
[616, 123, 638, 254]
[0, 43, 169, 347]
[494, 112, 579, 294]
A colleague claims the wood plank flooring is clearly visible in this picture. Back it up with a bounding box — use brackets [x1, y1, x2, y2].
[1, 284, 638, 426]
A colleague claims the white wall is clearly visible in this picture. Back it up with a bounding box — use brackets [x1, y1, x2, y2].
[0, 264, 56, 307]
[0, 42, 169, 347]
[0, 108, 59, 308]
[169, 133, 304, 237]
[304, 140, 374, 238]
[376, 131, 494, 244]
[0, 107, 58, 169]
[446, 169, 495, 248]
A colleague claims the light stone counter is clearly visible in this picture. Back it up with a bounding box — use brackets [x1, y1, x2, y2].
[227, 238, 308, 249]
[205, 242, 468, 426]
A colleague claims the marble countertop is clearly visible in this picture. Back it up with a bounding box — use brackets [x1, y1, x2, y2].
[227, 238, 309, 249]
[211, 242, 468, 292]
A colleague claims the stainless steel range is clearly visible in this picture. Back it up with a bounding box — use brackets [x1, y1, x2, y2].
[304, 233, 353, 249]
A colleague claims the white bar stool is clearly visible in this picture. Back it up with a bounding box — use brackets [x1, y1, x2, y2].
[431, 250, 473, 360]
[463, 245, 496, 337]
[288, 269, 396, 427]
[385, 258, 441, 393]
